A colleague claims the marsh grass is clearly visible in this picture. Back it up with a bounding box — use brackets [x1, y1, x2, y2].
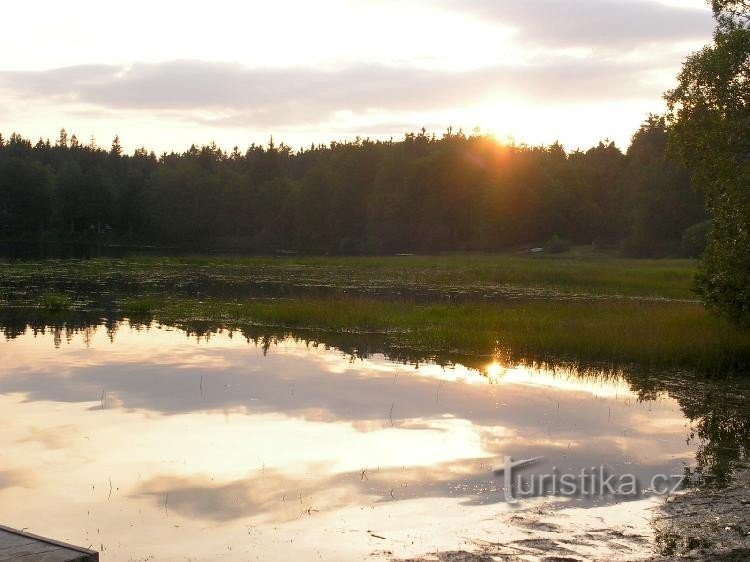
[3, 254, 747, 372]
[121, 297, 162, 315]
[39, 293, 72, 311]
[122, 254, 699, 299]
[151, 297, 750, 373]
[0, 254, 698, 301]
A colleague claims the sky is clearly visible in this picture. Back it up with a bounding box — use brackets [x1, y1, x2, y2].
[0, 0, 714, 154]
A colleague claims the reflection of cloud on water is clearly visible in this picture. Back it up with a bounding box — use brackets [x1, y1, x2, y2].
[131, 443, 683, 525]
[0, 469, 35, 490]
[0, 322, 730, 561]
[133, 470, 359, 523]
[131, 459, 502, 523]
[0, 323, 698, 495]
[16, 424, 78, 450]
[1, 353, 690, 473]
[0, 334, 676, 438]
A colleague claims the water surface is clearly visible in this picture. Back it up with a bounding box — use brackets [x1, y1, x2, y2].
[1, 319, 747, 560]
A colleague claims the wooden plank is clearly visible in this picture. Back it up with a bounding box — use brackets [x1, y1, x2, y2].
[8, 549, 94, 561]
[0, 530, 39, 551]
[0, 543, 68, 561]
[0, 526, 97, 562]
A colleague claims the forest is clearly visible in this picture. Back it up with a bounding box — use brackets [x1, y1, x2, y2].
[0, 116, 708, 257]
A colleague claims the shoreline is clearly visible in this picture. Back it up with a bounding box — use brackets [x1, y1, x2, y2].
[651, 468, 750, 561]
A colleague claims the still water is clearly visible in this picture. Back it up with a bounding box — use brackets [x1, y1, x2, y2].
[0, 320, 742, 561]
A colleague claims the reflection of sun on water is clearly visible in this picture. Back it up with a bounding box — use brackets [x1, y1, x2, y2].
[0, 322, 698, 561]
[412, 356, 640, 401]
[485, 361, 505, 380]
[7, 320, 648, 404]
[483, 360, 654, 400]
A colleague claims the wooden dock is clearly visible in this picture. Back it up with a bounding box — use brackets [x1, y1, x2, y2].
[0, 525, 98, 561]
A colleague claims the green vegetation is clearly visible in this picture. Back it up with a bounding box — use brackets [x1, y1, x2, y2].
[680, 220, 711, 258]
[121, 296, 162, 315]
[39, 293, 71, 311]
[143, 296, 750, 373]
[0, 117, 704, 260]
[667, 1, 750, 326]
[544, 235, 572, 254]
[1, 254, 748, 373]
[0, 253, 699, 299]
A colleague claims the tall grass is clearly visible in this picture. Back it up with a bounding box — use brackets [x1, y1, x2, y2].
[121, 297, 162, 315]
[3, 254, 746, 372]
[39, 293, 72, 311]
[152, 297, 750, 373]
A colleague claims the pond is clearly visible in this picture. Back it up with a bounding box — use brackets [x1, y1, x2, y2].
[1, 317, 748, 561]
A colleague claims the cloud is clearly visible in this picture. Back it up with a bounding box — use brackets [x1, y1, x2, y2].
[442, 0, 714, 49]
[0, 57, 675, 128]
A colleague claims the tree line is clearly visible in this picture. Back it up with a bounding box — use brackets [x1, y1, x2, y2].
[0, 117, 707, 256]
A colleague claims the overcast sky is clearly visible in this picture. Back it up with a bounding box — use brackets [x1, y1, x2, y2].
[0, 0, 714, 153]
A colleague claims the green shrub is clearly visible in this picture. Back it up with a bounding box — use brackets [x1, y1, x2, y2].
[680, 220, 711, 258]
[545, 235, 572, 254]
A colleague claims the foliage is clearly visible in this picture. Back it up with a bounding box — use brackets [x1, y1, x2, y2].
[39, 293, 71, 311]
[666, 1, 750, 325]
[681, 220, 712, 258]
[0, 125, 701, 255]
[544, 234, 572, 254]
[0, 157, 54, 233]
[620, 116, 705, 257]
[121, 297, 161, 315]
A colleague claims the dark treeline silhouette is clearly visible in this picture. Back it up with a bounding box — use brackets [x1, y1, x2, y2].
[0, 117, 707, 256]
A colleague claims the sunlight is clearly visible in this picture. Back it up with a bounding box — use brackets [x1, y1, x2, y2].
[485, 361, 505, 380]
[0, 0, 746, 559]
